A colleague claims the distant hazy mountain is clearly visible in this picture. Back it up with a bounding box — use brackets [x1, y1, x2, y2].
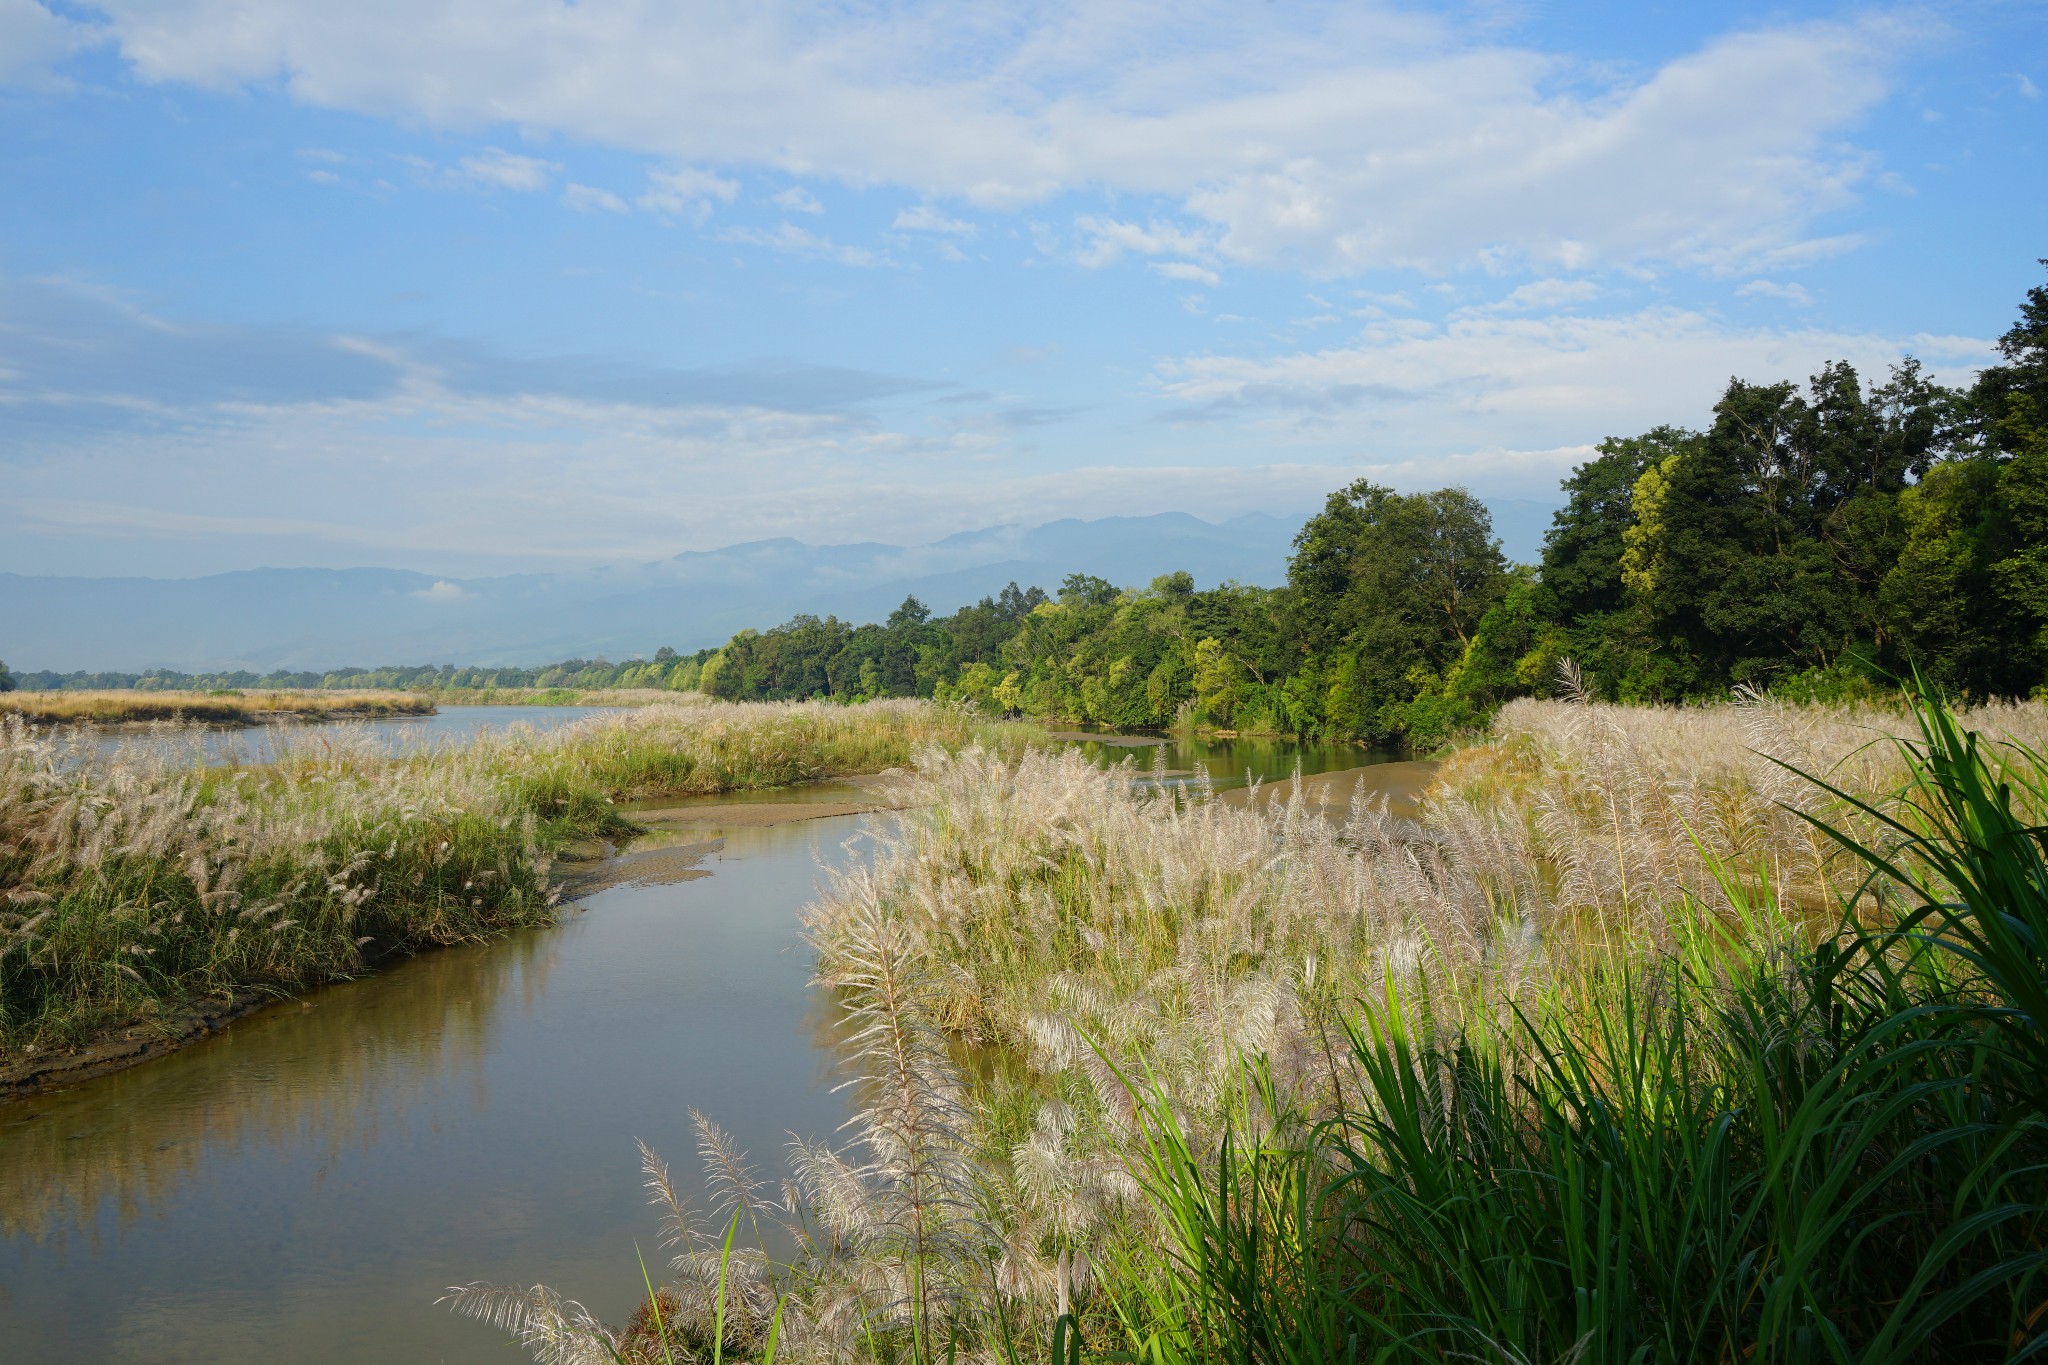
[2, 503, 1558, 673]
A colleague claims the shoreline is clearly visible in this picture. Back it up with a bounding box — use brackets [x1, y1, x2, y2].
[0, 751, 1417, 1103]
[0, 772, 911, 1103]
[2, 688, 437, 728]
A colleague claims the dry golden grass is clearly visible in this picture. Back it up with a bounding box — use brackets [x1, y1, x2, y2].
[414, 686, 710, 708]
[0, 698, 1039, 1054]
[467, 693, 2048, 1364]
[0, 689, 433, 725]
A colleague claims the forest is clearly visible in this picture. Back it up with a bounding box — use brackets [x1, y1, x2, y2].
[10, 651, 717, 696]
[703, 266, 2048, 744]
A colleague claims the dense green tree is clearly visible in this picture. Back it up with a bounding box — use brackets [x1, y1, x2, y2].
[1285, 481, 1509, 742]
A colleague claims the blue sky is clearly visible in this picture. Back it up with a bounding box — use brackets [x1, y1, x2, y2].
[0, 0, 2041, 578]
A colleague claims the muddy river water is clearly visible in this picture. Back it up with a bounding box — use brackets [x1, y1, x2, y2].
[0, 734, 1420, 1362]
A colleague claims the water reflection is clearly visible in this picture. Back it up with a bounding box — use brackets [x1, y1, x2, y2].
[0, 736, 1408, 1362]
[0, 819, 865, 1364]
[0, 930, 564, 1248]
[1057, 732, 1390, 793]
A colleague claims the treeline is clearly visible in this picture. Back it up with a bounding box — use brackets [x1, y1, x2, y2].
[11, 649, 718, 695]
[703, 265, 2048, 745]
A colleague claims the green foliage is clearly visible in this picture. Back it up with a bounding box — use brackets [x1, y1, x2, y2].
[1116, 689, 2048, 1363]
[0, 658, 14, 693]
[15, 650, 719, 695]
[0, 700, 1028, 1052]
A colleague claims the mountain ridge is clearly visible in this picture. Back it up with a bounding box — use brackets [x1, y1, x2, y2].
[2, 504, 1558, 673]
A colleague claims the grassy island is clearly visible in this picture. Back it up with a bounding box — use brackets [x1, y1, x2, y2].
[0, 688, 436, 726]
[0, 699, 1036, 1065]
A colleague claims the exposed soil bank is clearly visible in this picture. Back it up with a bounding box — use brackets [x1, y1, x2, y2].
[0, 990, 275, 1101]
[2, 777, 904, 1102]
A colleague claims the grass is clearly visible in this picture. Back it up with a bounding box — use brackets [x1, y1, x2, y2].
[411, 686, 701, 708]
[0, 699, 1037, 1056]
[0, 688, 436, 725]
[456, 688, 2048, 1364]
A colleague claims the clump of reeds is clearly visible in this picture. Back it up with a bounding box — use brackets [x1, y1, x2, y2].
[0, 688, 437, 726]
[0, 700, 1036, 1055]
[410, 686, 707, 708]
[1121, 690, 2048, 1363]
[459, 691, 2048, 1364]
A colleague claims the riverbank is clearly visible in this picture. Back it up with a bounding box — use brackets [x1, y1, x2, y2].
[0, 700, 1039, 1090]
[0, 688, 435, 726]
[456, 691, 2048, 1364]
[406, 685, 702, 708]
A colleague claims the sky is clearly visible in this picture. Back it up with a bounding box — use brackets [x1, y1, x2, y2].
[0, 0, 2042, 579]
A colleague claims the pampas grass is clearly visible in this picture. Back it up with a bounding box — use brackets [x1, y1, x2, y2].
[0, 700, 1037, 1054]
[0, 688, 433, 725]
[460, 690, 2048, 1364]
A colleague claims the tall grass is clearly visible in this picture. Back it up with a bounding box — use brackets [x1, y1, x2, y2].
[1121, 692, 2048, 1363]
[0, 700, 1031, 1054]
[0, 688, 434, 725]
[459, 691, 2048, 1364]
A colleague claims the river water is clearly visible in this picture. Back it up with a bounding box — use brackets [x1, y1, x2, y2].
[0, 736, 1395, 1362]
[84, 704, 623, 768]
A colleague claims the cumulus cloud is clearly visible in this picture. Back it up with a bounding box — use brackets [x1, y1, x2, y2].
[1152, 261, 1220, 286]
[453, 147, 556, 191]
[412, 579, 469, 601]
[1075, 217, 1215, 268]
[0, 275, 942, 444]
[893, 204, 975, 235]
[77, 1, 1916, 275]
[773, 185, 824, 214]
[639, 166, 739, 223]
[562, 182, 628, 212]
[1737, 278, 1814, 305]
[0, 0, 95, 87]
[720, 223, 879, 267]
[1153, 307, 1994, 453]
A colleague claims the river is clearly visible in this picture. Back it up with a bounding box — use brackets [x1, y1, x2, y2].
[0, 736, 1403, 1362]
[83, 703, 624, 768]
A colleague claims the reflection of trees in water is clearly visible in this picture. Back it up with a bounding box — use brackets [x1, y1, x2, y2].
[0, 925, 564, 1245]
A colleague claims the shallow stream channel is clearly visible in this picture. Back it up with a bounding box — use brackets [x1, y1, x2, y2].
[0, 731, 1426, 1362]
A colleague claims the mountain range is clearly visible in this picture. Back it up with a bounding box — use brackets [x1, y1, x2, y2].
[3, 501, 1560, 673]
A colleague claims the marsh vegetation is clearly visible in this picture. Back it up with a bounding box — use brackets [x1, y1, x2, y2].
[453, 687, 2048, 1363]
[0, 688, 435, 726]
[0, 699, 1032, 1058]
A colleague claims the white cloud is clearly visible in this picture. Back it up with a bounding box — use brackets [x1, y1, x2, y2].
[412, 579, 469, 601]
[1476, 279, 1602, 313]
[639, 165, 740, 223]
[0, 0, 94, 87]
[1737, 278, 1814, 305]
[1152, 261, 1220, 286]
[563, 182, 629, 213]
[773, 185, 824, 214]
[720, 223, 878, 267]
[1154, 308, 1993, 454]
[304, 168, 340, 185]
[455, 147, 556, 191]
[2015, 73, 2040, 100]
[892, 204, 975, 235]
[1075, 217, 1214, 268]
[80, 2, 1917, 275]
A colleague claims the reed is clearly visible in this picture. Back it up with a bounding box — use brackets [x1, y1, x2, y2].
[458, 690, 2048, 1362]
[412, 687, 704, 708]
[0, 700, 1034, 1056]
[0, 688, 435, 725]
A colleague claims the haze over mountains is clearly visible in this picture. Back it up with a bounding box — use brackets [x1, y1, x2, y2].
[6, 503, 1558, 674]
